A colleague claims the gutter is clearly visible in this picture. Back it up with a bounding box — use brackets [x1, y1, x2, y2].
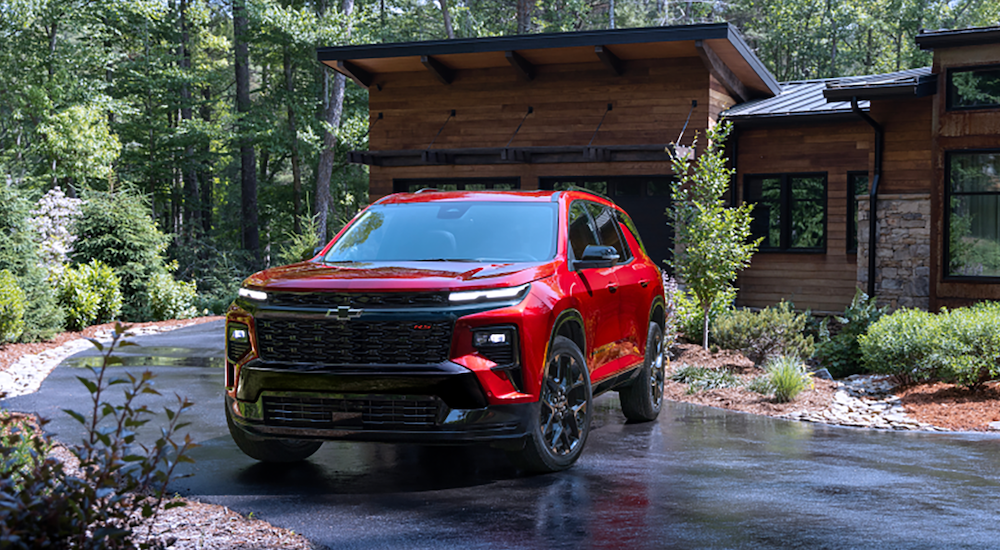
[851, 97, 882, 298]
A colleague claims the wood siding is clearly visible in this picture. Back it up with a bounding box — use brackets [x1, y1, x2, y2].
[869, 97, 934, 195]
[930, 43, 1000, 308]
[367, 57, 721, 198]
[734, 120, 871, 312]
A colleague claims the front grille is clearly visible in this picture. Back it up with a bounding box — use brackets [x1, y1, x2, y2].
[262, 395, 441, 429]
[256, 318, 452, 364]
[267, 292, 448, 309]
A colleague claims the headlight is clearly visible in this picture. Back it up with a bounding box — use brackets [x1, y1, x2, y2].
[449, 283, 530, 304]
[238, 287, 267, 301]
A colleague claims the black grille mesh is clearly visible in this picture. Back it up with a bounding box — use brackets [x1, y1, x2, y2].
[256, 318, 452, 364]
[227, 340, 251, 364]
[267, 292, 448, 309]
[262, 395, 441, 429]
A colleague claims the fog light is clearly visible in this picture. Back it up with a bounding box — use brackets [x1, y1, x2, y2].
[227, 322, 252, 365]
[474, 331, 508, 346]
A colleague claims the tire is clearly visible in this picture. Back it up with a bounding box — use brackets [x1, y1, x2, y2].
[508, 336, 593, 474]
[225, 402, 322, 463]
[619, 322, 666, 422]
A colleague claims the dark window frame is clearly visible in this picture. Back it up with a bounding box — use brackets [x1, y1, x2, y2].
[743, 172, 828, 254]
[943, 149, 1000, 283]
[393, 177, 521, 193]
[847, 171, 869, 254]
[946, 64, 1000, 111]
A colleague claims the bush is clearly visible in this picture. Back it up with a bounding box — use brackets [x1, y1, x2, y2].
[146, 272, 198, 321]
[673, 285, 735, 345]
[71, 190, 171, 321]
[859, 308, 939, 382]
[0, 324, 196, 548]
[0, 184, 64, 340]
[0, 270, 26, 343]
[815, 289, 887, 378]
[764, 356, 812, 402]
[933, 302, 1000, 387]
[57, 261, 123, 331]
[670, 364, 740, 394]
[170, 237, 257, 316]
[276, 214, 321, 267]
[711, 301, 815, 365]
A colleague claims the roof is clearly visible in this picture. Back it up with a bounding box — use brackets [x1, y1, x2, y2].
[723, 67, 933, 122]
[823, 67, 936, 101]
[916, 25, 1000, 50]
[317, 23, 781, 97]
[374, 190, 560, 205]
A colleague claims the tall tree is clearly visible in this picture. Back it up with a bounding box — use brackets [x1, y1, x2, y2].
[179, 0, 201, 235]
[440, 0, 456, 38]
[234, 0, 260, 260]
[314, 0, 354, 245]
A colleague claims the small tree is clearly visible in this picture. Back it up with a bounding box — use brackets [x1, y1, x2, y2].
[667, 121, 761, 349]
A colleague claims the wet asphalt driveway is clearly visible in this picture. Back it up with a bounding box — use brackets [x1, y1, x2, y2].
[4, 320, 1000, 549]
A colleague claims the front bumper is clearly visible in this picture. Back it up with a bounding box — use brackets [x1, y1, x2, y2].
[227, 361, 533, 444]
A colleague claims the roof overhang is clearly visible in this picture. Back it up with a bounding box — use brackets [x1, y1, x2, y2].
[916, 26, 1000, 50]
[317, 23, 781, 99]
[823, 74, 938, 101]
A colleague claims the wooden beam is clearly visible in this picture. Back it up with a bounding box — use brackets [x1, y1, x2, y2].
[695, 39, 749, 102]
[421, 55, 455, 84]
[504, 51, 534, 82]
[336, 60, 373, 89]
[594, 45, 623, 76]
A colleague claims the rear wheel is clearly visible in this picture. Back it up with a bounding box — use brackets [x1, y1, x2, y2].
[226, 402, 322, 462]
[508, 336, 592, 473]
[619, 322, 666, 422]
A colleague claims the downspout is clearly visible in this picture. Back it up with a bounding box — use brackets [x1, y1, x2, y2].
[851, 97, 883, 298]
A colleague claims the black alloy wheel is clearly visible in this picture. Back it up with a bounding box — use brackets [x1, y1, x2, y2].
[508, 336, 592, 473]
[620, 322, 666, 422]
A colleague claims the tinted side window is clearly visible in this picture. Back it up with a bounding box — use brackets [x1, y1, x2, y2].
[585, 202, 630, 261]
[568, 202, 600, 260]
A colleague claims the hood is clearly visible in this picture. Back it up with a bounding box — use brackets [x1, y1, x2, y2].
[244, 260, 558, 292]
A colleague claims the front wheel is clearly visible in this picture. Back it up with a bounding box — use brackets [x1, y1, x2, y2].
[226, 402, 322, 462]
[508, 336, 592, 474]
[619, 322, 666, 422]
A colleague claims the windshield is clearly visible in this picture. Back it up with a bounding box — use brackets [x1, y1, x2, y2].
[322, 201, 558, 263]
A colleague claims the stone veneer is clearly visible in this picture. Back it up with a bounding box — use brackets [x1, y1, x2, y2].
[856, 193, 931, 310]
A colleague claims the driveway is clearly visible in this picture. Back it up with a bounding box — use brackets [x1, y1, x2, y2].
[4, 321, 1000, 549]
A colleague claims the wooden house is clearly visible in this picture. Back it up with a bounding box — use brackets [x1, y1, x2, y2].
[317, 24, 1000, 312]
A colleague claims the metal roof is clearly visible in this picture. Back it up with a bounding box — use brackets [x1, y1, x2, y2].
[723, 67, 932, 122]
[916, 25, 1000, 50]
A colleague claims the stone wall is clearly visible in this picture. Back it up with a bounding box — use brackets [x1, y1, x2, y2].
[856, 193, 931, 310]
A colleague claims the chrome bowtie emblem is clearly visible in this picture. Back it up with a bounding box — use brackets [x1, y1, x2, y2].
[326, 305, 363, 320]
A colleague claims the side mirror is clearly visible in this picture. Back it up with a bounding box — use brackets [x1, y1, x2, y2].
[574, 245, 619, 270]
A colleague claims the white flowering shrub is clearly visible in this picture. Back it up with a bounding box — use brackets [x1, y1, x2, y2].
[28, 187, 82, 272]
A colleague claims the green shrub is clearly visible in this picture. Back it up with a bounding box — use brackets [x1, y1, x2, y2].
[670, 364, 740, 394]
[933, 301, 1000, 387]
[711, 301, 815, 364]
[171, 237, 257, 316]
[0, 270, 26, 343]
[56, 261, 123, 331]
[815, 289, 887, 378]
[673, 285, 735, 344]
[276, 214, 321, 266]
[859, 308, 939, 382]
[146, 272, 198, 321]
[765, 356, 811, 403]
[0, 184, 64, 340]
[744, 374, 774, 396]
[0, 324, 196, 548]
[71, 190, 171, 321]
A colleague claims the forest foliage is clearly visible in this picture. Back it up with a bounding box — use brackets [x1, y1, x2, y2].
[0, 0, 997, 336]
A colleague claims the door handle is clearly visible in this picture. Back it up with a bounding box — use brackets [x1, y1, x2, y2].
[640, 279, 650, 288]
[607, 284, 618, 294]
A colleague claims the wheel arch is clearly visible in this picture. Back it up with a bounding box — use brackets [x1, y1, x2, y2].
[549, 309, 586, 365]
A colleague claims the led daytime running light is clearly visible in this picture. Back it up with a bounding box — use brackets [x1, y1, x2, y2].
[238, 287, 267, 301]
[449, 283, 529, 303]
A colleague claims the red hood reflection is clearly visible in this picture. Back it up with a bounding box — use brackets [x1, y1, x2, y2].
[245, 260, 557, 292]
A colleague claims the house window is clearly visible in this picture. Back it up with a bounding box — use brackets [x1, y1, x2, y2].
[848, 172, 869, 253]
[393, 177, 519, 193]
[744, 173, 827, 252]
[946, 151, 1000, 278]
[947, 66, 1000, 110]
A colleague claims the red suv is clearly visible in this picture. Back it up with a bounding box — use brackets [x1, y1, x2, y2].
[225, 189, 666, 472]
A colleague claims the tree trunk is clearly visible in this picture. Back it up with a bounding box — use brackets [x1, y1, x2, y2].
[440, 0, 455, 39]
[314, 0, 354, 245]
[234, 0, 260, 261]
[199, 86, 213, 234]
[180, 0, 200, 236]
[284, 48, 303, 234]
[516, 0, 531, 34]
[702, 301, 710, 350]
